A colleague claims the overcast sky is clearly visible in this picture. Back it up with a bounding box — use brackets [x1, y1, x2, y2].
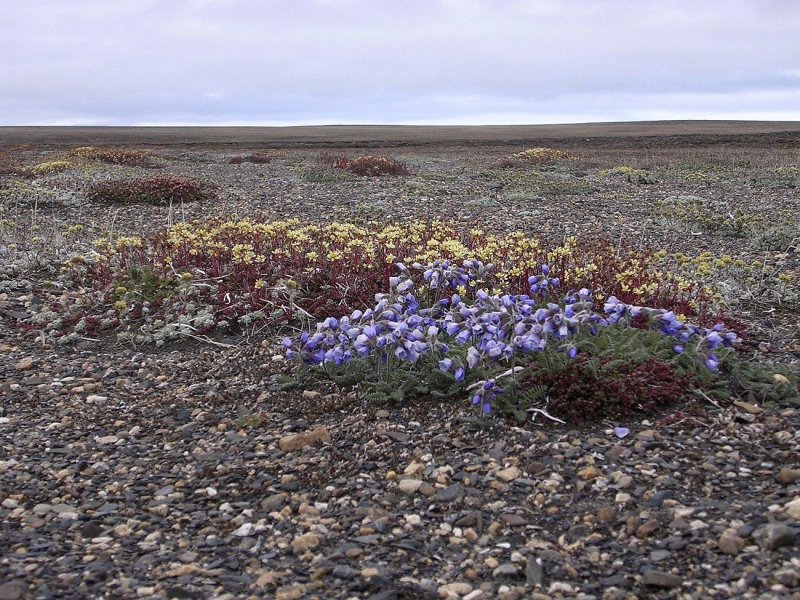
[1, 0, 799, 125]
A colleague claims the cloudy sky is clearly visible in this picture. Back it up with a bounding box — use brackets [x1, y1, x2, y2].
[2, 0, 799, 125]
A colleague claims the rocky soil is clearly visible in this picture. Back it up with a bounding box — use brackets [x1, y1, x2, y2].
[1, 133, 799, 599]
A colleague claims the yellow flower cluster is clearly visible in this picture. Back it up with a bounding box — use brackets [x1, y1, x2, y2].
[93, 218, 775, 314]
[510, 147, 573, 164]
[28, 160, 78, 177]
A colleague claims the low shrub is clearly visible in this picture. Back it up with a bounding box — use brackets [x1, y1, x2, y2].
[322, 154, 410, 176]
[656, 196, 762, 237]
[0, 152, 22, 176]
[603, 166, 656, 185]
[750, 223, 799, 252]
[39, 219, 729, 346]
[86, 175, 213, 206]
[27, 160, 79, 178]
[280, 263, 765, 421]
[499, 147, 574, 168]
[283, 262, 797, 421]
[70, 146, 158, 168]
[229, 153, 273, 165]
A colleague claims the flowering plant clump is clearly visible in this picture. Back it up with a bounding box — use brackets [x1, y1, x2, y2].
[282, 260, 739, 418]
[46, 219, 727, 343]
[657, 196, 762, 237]
[85, 175, 214, 206]
[498, 147, 574, 168]
[26, 160, 79, 178]
[69, 146, 158, 168]
[229, 153, 273, 165]
[602, 166, 656, 185]
[32, 218, 741, 350]
[322, 154, 410, 176]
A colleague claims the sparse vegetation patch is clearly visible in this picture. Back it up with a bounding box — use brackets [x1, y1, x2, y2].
[69, 146, 159, 168]
[85, 175, 213, 206]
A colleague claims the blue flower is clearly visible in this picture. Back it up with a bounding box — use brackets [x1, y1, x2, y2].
[467, 346, 481, 369]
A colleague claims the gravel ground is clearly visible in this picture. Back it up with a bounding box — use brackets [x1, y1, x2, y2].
[1, 134, 799, 599]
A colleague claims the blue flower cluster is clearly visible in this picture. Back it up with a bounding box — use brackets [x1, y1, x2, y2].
[603, 296, 737, 371]
[284, 261, 738, 414]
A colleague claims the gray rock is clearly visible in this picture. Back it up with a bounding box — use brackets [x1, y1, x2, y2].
[434, 483, 464, 502]
[261, 493, 288, 512]
[525, 556, 543, 586]
[650, 549, 671, 562]
[0, 581, 26, 600]
[492, 563, 518, 577]
[753, 524, 797, 551]
[641, 570, 683, 589]
[332, 565, 360, 579]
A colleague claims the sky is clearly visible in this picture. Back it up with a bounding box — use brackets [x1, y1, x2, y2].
[1, 0, 799, 126]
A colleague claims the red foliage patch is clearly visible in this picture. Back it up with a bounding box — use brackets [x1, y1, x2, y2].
[322, 154, 410, 176]
[521, 355, 692, 423]
[86, 175, 213, 206]
[70, 146, 158, 168]
[229, 153, 273, 165]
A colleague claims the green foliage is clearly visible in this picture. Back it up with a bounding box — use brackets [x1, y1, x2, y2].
[603, 166, 656, 185]
[234, 413, 264, 429]
[751, 166, 800, 189]
[657, 196, 762, 237]
[293, 322, 799, 423]
[719, 361, 799, 407]
[116, 267, 176, 304]
[750, 223, 799, 252]
[310, 351, 468, 407]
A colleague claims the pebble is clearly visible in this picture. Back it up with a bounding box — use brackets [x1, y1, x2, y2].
[718, 529, 746, 555]
[291, 532, 320, 553]
[398, 479, 423, 494]
[278, 426, 331, 452]
[525, 556, 543, 586]
[0, 581, 26, 600]
[14, 357, 33, 371]
[438, 582, 473, 596]
[492, 563, 518, 577]
[785, 498, 800, 520]
[495, 466, 520, 482]
[275, 584, 306, 600]
[650, 549, 671, 562]
[233, 522, 255, 537]
[641, 570, 683, 589]
[777, 467, 800, 484]
[752, 523, 797, 551]
[577, 466, 601, 480]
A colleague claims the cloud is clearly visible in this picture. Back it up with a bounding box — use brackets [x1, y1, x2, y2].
[1, 0, 799, 124]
